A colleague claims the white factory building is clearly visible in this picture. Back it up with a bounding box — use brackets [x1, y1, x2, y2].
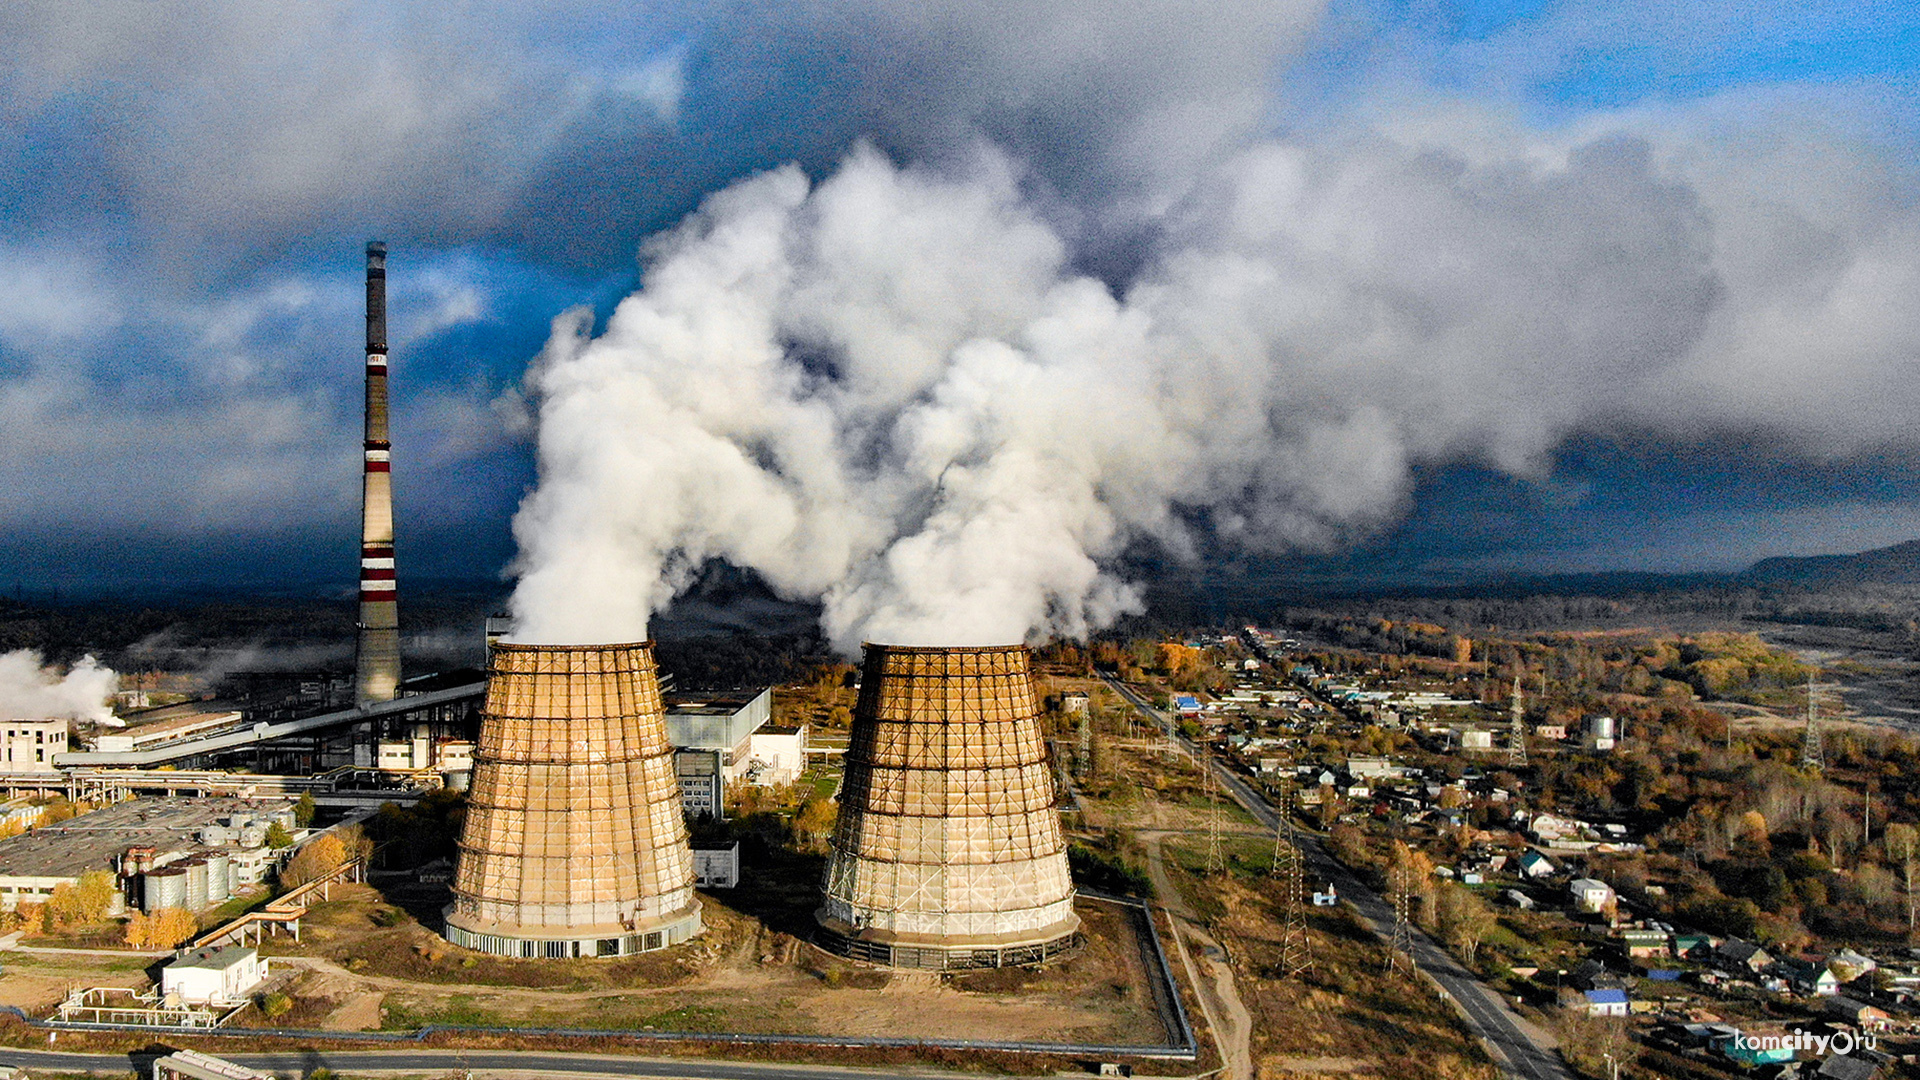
[1, 719, 69, 774]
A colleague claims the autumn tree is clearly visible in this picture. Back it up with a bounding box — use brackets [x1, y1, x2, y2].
[1887, 823, 1918, 937]
[45, 870, 117, 930]
[128, 907, 197, 949]
[1433, 882, 1496, 965]
[792, 797, 838, 853]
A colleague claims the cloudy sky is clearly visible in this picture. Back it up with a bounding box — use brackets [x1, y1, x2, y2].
[2, 0, 1916, 603]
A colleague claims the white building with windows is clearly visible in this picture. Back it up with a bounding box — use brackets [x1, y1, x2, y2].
[162, 945, 263, 1005]
[1, 719, 68, 774]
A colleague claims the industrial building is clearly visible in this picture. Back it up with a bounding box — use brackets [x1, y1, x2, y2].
[445, 642, 702, 958]
[0, 796, 295, 913]
[660, 689, 802, 815]
[817, 644, 1081, 970]
[161, 945, 265, 1005]
[1, 719, 69, 774]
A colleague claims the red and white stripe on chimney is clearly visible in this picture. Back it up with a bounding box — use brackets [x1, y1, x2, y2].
[356, 240, 401, 704]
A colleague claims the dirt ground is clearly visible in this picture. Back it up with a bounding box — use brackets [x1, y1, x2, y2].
[0, 948, 162, 1012]
[240, 884, 1167, 1047]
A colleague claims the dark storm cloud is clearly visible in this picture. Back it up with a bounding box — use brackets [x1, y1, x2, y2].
[0, 0, 1916, 599]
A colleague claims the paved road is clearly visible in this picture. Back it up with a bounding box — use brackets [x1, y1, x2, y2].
[1100, 676, 1577, 1080]
[0, 1048, 967, 1080]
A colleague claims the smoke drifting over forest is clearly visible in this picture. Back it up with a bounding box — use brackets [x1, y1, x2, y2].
[507, 113, 1920, 650]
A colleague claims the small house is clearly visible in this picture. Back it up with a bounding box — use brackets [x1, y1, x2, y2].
[1617, 928, 1669, 958]
[1580, 988, 1629, 1017]
[161, 945, 263, 1006]
[1518, 851, 1555, 879]
[1714, 939, 1773, 976]
[1824, 996, 1891, 1030]
[1569, 878, 1615, 914]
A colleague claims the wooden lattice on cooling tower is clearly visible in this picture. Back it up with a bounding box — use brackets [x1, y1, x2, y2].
[817, 644, 1080, 963]
[445, 642, 700, 956]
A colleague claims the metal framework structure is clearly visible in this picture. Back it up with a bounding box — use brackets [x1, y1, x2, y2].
[1202, 743, 1225, 876]
[1507, 675, 1528, 768]
[1800, 673, 1824, 771]
[1270, 777, 1312, 976]
[1386, 855, 1414, 975]
[817, 644, 1082, 970]
[446, 642, 701, 958]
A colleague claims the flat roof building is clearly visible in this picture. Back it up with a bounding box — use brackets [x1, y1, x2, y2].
[1, 719, 68, 774]
[0, 795, 292, 911]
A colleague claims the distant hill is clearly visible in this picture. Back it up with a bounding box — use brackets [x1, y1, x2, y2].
[1741, 539, 1920, 587]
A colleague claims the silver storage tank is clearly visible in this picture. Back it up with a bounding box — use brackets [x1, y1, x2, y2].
[203, 852, 232, 903]
[182, 857, 209, 911]
[240, 823, 268, 848]
[144, 867, 187, 913]
[199, 824, 231, 847]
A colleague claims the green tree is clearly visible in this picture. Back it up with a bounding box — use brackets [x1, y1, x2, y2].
[294, 792, 317, 828]
[264, 822, 295, 849]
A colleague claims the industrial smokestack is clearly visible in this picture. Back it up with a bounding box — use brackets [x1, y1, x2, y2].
[355, 240, 401, 705]
[816, 643, 1081, 969]
[445, 641, 702, 957]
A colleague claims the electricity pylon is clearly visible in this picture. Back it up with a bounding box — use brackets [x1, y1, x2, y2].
[1203, 742, 1226, 876]
[1270, 776, 1313, 976]
[1800, 672, 1824, 771]
[1507, 675, 1528, 768]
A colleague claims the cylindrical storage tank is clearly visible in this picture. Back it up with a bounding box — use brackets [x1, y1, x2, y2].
[272, 808, 296, 829]
[816, 644, 1081, 968]
[204, 853, 232, 903]
[181, 858, 209, 911]
[200, 824, 231, 847]
[144, 868, 187, 913]
[445, 641, 701, 957]
[444, 770, 471, 792]
[240, 824, 267, 848]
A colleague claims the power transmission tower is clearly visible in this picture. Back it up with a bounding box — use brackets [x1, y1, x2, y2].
[1386, 856, 1414, 975]
[1800, 673, 1824, 771]
[1270, 776, 1313, 976]
[1507, 675, 1528, 768]
[1203, 742, 1226, 876]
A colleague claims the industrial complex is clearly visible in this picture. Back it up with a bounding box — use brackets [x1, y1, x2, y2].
[0, 242, 1150, 1073]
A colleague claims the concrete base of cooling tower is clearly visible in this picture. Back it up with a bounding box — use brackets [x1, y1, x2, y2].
[444, 901, 702, 960]
[813, 910, 1083, 971]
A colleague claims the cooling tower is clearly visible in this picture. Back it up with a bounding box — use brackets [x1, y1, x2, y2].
[445, 642, 702, 958]
[355, 240, 401, 704]
[816, 644, 1082, 970]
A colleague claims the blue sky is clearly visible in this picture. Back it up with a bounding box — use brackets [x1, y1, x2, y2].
[1, 0, 1916, 602]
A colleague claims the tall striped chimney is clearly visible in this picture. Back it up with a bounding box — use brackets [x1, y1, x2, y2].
[356, 240, 401, 705]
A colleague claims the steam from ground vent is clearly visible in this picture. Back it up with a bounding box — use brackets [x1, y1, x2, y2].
[508, 117, 1920, 651]
[0, 650, 118, 723]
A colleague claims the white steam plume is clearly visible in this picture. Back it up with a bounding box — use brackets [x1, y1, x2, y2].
[508, 109, 1920, 652]
[0, 649, 118, 723]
